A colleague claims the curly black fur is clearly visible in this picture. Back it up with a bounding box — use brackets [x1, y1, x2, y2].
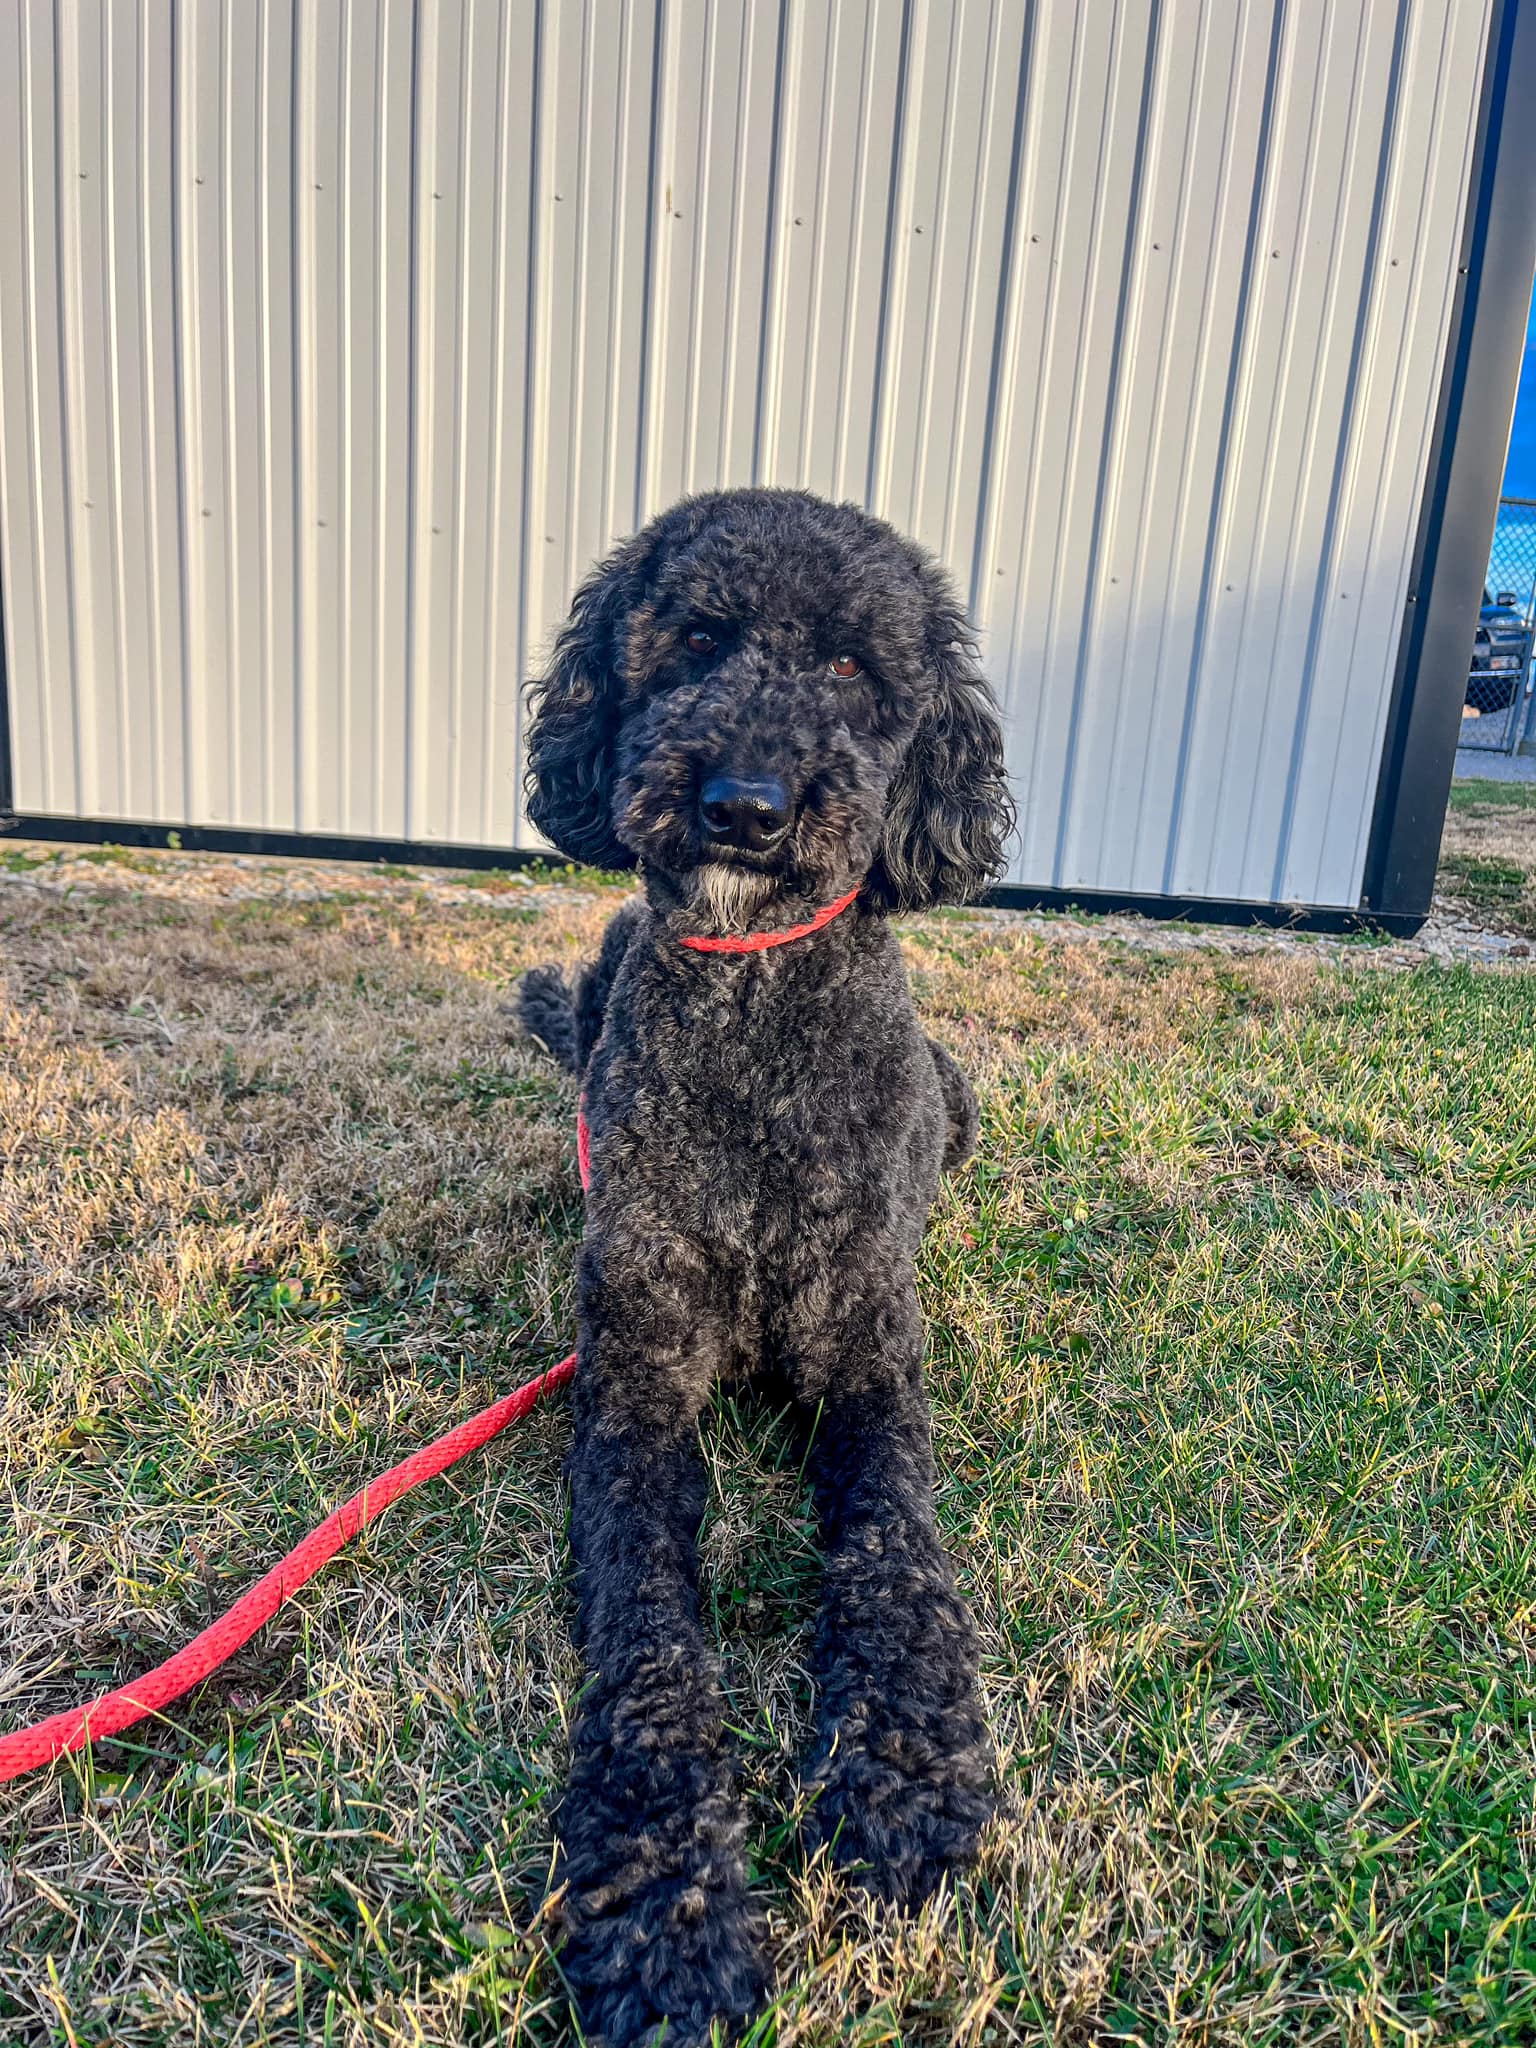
[517, 489, 1012, 2046]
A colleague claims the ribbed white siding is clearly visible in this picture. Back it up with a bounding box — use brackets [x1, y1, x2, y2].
[0, 0, 1493, 906]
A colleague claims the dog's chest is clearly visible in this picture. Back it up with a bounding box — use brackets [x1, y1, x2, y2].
[586, 942, 938, 1265]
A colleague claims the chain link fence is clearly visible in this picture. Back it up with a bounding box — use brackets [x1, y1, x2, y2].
[1461, 496, 1536, 753]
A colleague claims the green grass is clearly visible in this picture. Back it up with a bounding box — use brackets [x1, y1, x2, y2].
[1, 855, 1534, 2044]
[1447, 778, 1536, 813]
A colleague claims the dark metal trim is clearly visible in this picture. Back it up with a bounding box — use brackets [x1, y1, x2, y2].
[986, 882, 1423, 938]
[1362, 0, 1536, 917]
[0, 812, 579, 876]
[2, 811, 1425, 936]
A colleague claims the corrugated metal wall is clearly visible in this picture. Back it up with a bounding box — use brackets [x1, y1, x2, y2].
[0, 0, 1493, 907]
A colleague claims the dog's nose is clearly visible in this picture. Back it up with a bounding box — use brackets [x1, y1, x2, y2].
[698, 775, 792, 852]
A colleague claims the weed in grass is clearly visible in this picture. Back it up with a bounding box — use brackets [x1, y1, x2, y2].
[516, 857, 637, 889]
[71, 842, 179, 874]
[1, 866, 1534, 2043]
[1438, 781, 1536, 938]
[0, 845, 59, 874]
[456, 867, 533, 893]
[1439, 854, 1529, 911]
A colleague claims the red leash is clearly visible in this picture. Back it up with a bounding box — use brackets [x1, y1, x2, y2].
[0, 886, 859, 1786]
[0, 1102, 591, 1787]
[0, 1352, 578, 1782]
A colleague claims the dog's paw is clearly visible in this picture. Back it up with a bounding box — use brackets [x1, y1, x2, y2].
[556, 1684, 767, 2046]
[557, 1853, 767, 2047]
[803, 1693, 995, 1909]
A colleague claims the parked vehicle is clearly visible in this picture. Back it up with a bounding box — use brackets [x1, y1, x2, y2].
[1466, 588, 1532, 713]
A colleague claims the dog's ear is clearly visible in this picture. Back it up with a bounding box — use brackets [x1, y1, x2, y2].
[870, 583, 1014, 911]
[524, 535, 654, 869]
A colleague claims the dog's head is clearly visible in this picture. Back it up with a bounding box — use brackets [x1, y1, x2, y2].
[524, 489, 1013, 922]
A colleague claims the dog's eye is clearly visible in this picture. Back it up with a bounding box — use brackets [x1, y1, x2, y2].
[829, 654, 863, 679]
[684, 627, 718, 657]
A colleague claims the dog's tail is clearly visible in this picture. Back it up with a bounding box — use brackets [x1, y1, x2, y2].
[513, 965, 580, 1073]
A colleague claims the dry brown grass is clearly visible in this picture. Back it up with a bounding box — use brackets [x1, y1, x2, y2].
[2, 843, 1534, 2045]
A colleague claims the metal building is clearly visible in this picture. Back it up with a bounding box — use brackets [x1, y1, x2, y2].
[2, 0, 1533, 931]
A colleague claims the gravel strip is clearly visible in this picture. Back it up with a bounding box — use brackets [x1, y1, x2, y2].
[1, 839, 1529, 968]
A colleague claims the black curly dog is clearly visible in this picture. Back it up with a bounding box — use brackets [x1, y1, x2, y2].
[515, 488, 1014, 2045]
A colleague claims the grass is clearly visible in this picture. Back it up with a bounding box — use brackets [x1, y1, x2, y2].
[1447, 779, 1536, 814]
[1440, 778, 1536, 935]
[2, 847, 1534, 2045]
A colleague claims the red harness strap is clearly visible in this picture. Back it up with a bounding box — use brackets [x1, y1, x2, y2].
[0, 888, 855, 1784]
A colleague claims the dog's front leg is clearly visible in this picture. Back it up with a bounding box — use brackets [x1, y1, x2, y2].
[798, 1287, 995, 1906]
[556, 1249, 765, 2047]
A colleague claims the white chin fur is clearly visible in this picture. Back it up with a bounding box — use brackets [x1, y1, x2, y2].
[691, 861, 778, 931]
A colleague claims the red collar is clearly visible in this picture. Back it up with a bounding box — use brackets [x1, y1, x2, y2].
[678, 883, 861, 954]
